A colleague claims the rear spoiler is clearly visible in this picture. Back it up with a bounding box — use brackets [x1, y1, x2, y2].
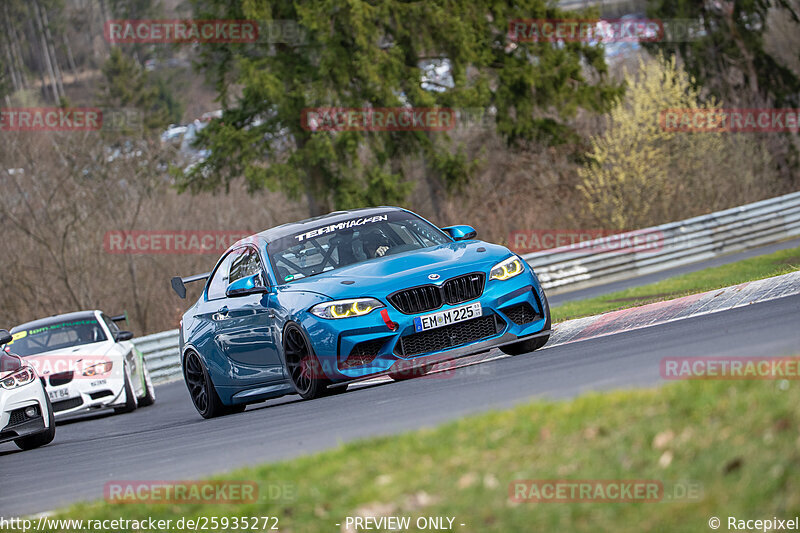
[110, 312, 128, 324]
[171, 272, 211, 299]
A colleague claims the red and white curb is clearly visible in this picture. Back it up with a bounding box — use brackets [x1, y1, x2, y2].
[548, 270, 800, 348]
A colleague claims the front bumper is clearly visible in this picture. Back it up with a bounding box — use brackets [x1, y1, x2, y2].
[301, 271, 549, 381]
[0, 378, 51, 444]
[45, 373, 126, 419]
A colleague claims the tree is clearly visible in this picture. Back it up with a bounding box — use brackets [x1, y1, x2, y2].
[179, 0, 623, 216]
[97, 47, 183, 133]
[578, 55, 775, 230]
[645, 0, 800, 107]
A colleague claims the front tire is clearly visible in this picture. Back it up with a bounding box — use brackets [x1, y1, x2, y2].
[137, 364, 156, 407]
[15, 395, 56, 450]
[284, 325, 332, 400]
[114, 365, 138, 414]
[500, 292, 551, 356]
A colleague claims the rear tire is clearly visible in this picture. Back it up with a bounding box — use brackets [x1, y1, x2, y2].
[500, 292, 551, 356]
[184, 351, 234, 418]
[15, 395, 56, 450]
[114, 365, 138, 414]
[284, 325, 332, 400]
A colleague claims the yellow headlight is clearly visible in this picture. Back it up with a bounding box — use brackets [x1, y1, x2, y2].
[490, 257, 524, 281]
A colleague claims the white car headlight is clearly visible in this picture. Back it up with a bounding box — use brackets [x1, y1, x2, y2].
[310, 298, 385, 319]
[82, 361, 113, 377]
[0, 365, 36, 389]
[489, 256, 525, 281]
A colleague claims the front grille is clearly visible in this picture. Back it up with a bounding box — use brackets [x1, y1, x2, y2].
[340, 339, 385, 369]
[396, 314, 504, 357]
[503, 303, 541, 325]
[389, 285, 443, 314]
[7, 408, 27, 427]
[442, 273, 485, 305]
[52, 397, 83, 413]
[389, 273, 485, 314]
[49, 371, 73, 387]
[89, 390, 114, 400]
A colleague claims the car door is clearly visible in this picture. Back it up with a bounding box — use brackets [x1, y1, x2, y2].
[213, 245, 282, 384]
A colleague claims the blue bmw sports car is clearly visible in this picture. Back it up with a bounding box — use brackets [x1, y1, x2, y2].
[172, 207, 551, 418]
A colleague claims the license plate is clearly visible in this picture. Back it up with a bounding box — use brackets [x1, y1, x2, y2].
[414, 302, 482, 332]
[48, 388, 70, 401]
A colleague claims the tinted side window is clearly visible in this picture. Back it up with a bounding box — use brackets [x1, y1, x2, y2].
[229, 247, 263, 284]
[100, 314, 120, 336]
[206, 253, 234, 300]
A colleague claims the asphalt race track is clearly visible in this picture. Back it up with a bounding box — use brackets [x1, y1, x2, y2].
[2, 294, 799, 516]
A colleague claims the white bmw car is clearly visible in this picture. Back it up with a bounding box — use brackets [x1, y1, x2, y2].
[6, 311, 155, 419]
[0, 329, 56, 450]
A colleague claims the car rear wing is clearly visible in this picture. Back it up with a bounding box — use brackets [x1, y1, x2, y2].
[110, 312, 128, 323]
[171, 272, 211, 299]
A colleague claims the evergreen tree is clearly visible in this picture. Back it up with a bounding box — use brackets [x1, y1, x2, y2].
[180, 0, 624, 215]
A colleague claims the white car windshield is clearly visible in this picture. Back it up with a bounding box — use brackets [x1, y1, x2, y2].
[7, 319, 108, 357]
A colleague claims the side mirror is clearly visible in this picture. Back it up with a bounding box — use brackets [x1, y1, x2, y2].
[442, 225, 477, 241]
[115, 331, 134, 342]
[0, 329, 12, 346]
[0, 352, 23, 373]
[226, 273, 269, 298]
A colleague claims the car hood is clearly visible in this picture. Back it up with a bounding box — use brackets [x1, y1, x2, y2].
[22, 342, 120, 375]
[279, 240, 514, 299]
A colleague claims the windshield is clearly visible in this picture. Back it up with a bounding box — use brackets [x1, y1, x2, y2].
[7, 318, 108, 357]
[268, 211, 450, 283]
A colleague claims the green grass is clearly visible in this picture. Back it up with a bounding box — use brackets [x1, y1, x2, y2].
[551, 244, 800, 323]
[40, 379, 800, 532]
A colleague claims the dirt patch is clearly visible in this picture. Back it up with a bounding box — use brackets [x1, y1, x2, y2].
[775, 255, 800, 266]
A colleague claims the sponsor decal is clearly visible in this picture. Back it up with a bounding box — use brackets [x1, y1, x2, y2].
[294, 215, 389, 242]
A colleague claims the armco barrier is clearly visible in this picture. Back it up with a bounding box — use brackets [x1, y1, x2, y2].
[133, 329, 181, 384]
[133, 191, 800, 383]
[523, 190, 800, 293]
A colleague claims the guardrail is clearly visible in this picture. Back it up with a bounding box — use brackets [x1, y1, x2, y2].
[133, 329, 180, 384]
[134, 190, 800, 383]
[523, 190, 800, 293]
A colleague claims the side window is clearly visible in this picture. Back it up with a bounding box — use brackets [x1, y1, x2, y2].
[100, 314, 120, 336]
[229, 247, 263, 284]
[206, 253, 234, 300]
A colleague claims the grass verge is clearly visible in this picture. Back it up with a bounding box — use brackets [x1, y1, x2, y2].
[47, 378, 800, 532]
[551, 244, 800, 323]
